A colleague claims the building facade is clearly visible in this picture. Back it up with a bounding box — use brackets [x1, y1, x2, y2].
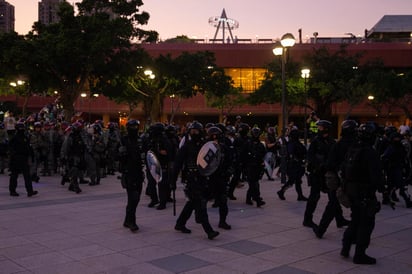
[38, 0, 64, 26]
[0, 0, 14, 33]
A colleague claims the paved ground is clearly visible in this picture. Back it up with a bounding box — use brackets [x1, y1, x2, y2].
[0, 172, 412, 274]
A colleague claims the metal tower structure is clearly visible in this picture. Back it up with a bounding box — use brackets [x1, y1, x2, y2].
[208, 9, 239, 43]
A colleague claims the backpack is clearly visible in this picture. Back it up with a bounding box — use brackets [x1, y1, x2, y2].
[337, 143, 364, 208]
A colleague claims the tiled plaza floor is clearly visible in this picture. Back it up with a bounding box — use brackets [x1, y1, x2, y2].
[0, 172, 411, 273]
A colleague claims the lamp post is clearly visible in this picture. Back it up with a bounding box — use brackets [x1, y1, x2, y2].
[301, 68, 310, 148]
[273, 33, 295, 185]
[169, 94, 176, 124]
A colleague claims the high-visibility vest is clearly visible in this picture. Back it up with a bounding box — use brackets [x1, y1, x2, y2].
[309, 121, 318, 133]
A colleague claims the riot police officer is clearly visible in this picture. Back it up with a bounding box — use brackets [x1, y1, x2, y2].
[0, 122, 9, 174]
[340, 122, 385, 264]
[276, 128, 307, 201]
[172, 121, 219, 240]
[119, 120, 145, 232]
[89, 123, 106, 185]
[9, 122, 38, 197]
[60, 122, 87, 194]
[240, 126, 266, 207]
[312, 120, 356, 238]
[381, 131, 412, 208]
[145, 122, 173, 210]
[205, 126, 232, 230]
[303, 120, 336, 227]
[106, 122, 121, 175]
[227, 123, 250, 200]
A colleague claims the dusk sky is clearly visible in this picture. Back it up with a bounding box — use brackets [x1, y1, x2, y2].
[7, 0, 412, 41]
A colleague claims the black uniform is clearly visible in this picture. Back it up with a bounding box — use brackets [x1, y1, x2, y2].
[60, 124, 87, 194]
[227, 124, 249, 199]
[312, 128, 356, 238]
[381, 132, 412, 208]
[145, 125, 173, 210]
[9, 124, 38, 197]
[240, 128, 266, 207]
[207, 127, 234, 230]
[340, 127, 385, 264]
[119, 121, 145, 232]
[277, 129, 307, 201]
[172, 127, 219, 240]
[303, 128, 336, 227]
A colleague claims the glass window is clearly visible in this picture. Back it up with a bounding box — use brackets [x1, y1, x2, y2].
[224, 68, 266, 93]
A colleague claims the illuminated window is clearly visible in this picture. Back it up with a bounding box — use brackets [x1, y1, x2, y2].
[224, 68, 266, 93]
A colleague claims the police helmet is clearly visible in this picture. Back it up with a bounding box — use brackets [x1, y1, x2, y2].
[165, 124, 176, 133]
[189, 121, 203, 130]
[94, 120, 104, 127]
[226, 125, 236, 135]
[316, 120, 332, 128]
[205, 122, 214, 130]
[149, 122, 165, 136]
[92, 123, 102, 132]
[341, 120, 358, 135]
[165, 125, 177, 137]
[126, 119, 140, 129]
[251, 127, 262, 138]
[15, 122, 25, 131]
[34, 122, 42, 128]
[238, 123, 250, 136]
[289, 128, 300, 140]
[358, 122, 377, 142]
[214, 123, 227, 134]
[207, 126, 222, 139]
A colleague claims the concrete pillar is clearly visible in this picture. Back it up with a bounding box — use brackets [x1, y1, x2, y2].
[337, 114, 345, 137]
[277, 115, 283, 136]
[102, 114, 110, 126]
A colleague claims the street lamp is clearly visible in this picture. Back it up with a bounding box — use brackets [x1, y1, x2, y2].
[273, 33, 296, 185]
[169, 94, 176, 124]
[301, 68, 310, 147]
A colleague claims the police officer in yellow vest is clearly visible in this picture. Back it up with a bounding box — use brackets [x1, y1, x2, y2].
[307, 111, 320, 141]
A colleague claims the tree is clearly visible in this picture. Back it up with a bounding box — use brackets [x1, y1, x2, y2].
[204, 68, 246, 121]
[0, 32, 51, 116]
[248, 54, 302, 115]
[303, 45, 363, 120]
[361, 60, 412, 119]
[25, 0, 158, 120]
[99, 50, 225, 123]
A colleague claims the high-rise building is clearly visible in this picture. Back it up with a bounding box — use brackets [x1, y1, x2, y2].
[38, 0, 65, 26]
[0, 0, 15, 33]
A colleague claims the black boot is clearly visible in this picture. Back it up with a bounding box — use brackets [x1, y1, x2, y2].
[246, 192, 253, 205]
[340, 241, 351, 258]
[218, 216, 231, 230]
[337, 218, 351, 228]
[312, 224, 325, 239]
[296, 183, 308, 201]
[207, 230, 220, 240]
[277, 190, 285, 200]
[123, 217, 139, 232]
[256, 199, 266, 207]
[303, 219, 316, 228]
[353, 253, 376, 264]
[175, 224, 191, 233]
